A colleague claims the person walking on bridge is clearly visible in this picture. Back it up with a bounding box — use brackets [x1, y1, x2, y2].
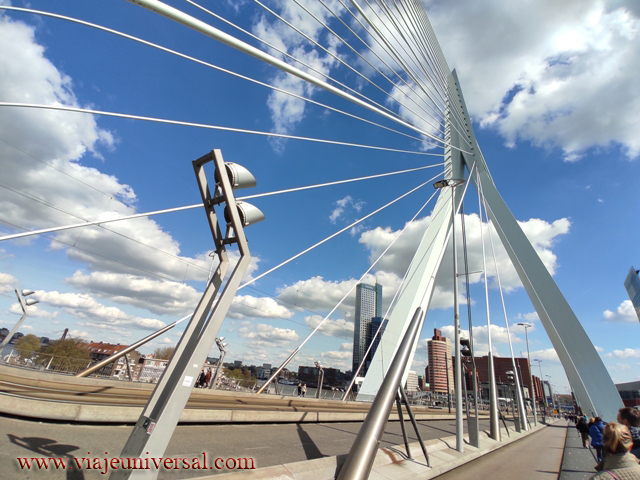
[618, 407, 640, 459]
[591, 422, 640, 480]
[591, 417, 607, 463]
[578, 416, 591, 448]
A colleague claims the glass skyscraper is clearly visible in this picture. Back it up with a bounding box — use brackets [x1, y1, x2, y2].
[352, 282, 382, 374]
[624, 266, 640, 322]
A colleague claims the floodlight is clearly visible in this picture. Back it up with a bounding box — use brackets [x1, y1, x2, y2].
[215, 162, 256, 190]
[217, 337, 225, 343]
[224, 201, 265, 227]
[21, 289, 36, 296]
[433, 180, 449, 189]
[25, 299, 39, 306]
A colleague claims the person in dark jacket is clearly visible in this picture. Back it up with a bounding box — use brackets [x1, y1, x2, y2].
[590, 417, 607, 462]
[577, 416, 591, 448]
[618, 407, 640, 460]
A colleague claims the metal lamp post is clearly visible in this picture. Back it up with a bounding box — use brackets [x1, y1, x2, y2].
[517, 322, 537, 426]
[434, 177, 465, 452]
[533, 359, 546, 422]
[113, 150, 264, 480]
[209, 337, 227, 389]
[0, 289, 39, 350]
[315, 361, 324, 399]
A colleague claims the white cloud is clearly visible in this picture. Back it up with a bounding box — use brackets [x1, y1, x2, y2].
[227, 295, 295, 320]
[34, 289, 165, 331]
[0, 272, 18, 293]
[0, 15, 266, 322]
[603, 300, 638, 323]
[329, 195, 365, 224]
[530, 348, 560, 362]
[238, 322, 300, 348]
[606, 348, 640, 359]
[251, 0, 344, 150]
[425, 0, 640, 159]
[516, 312, 539, 322]
[304, 314, 353, 338]
[595, 346, 604, 353]
[441, 324, 521, 347]
[359, 213, 569, 293]
[9, 302, 58, 319]
[321, 350, 351, 360]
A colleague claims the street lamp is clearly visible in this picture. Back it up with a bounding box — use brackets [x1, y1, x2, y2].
[517, 322, 537, 426]
[315, 361, 324, 399]
[505, 370, 522, 432]
[209, 337, 228, 390]
[0, 288, 39, 350]
[434, 177, 465, 453]
[533, 359, 547, 423]
[115, 150, 264, 479]
[546, 375, 556, 416]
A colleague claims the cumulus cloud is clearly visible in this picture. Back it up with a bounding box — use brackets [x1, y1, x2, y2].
[228, 295, 295, 320]
[9, 302, 58, 319]
[329, 195, 365, 224]
[530, 348, 560, 362]
[359, 213, 569, 292]
[606, 348, 640, 359]
[603, 300, 638, 323]
[304, 314, 353, 338]
[251, 0, 344, 150]
[424, 0, 640, 159]
[0, 272, 17, 293]
[34, 289, 165, 331]
[441, 324, 522, 347]
[0, 15, 263, 321]
[238, 322, 300, 348]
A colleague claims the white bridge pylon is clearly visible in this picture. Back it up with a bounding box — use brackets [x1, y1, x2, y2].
[358, 70, 623, 423]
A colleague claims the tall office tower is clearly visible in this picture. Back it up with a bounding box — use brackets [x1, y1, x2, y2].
[365, 316, 388, 371]
[624, 266, 640, 322]
[427, 328, 453, 393]
[352, 282, 382, 374]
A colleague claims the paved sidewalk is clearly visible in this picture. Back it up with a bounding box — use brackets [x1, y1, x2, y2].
[559, 421, 599, 480]
[432, 421, 568, 480]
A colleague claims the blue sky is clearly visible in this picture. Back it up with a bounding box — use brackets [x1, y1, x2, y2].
[0, 0, 639, 395]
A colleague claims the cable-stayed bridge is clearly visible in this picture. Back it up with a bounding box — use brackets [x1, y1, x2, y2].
[0, 1, 626, 479]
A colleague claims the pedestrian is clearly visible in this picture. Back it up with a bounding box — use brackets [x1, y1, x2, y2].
[590, 417, 607, 463]
[205, 368, 212, 388]
[297, 382, 302, 397]
[618, 407, 640, 459]
[591, 422, 640, 479]
[301, 383, 307, 398]
[577, 416, 591, 448]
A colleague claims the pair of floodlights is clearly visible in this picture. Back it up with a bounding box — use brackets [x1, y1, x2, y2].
[214, 162, 264, 233]
[20, 289, 39, 307]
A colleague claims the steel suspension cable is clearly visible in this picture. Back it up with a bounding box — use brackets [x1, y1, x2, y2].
[239, 171, 444, 292]
[370, 0, 448, 107]
[0, 102, 449, 156]
[0, 164, 444, 242]
[314, 0, 447, 134]
[0, 6, 444, 148]
[247, 0, 446, 135]
[185, 0, 417, 129]
[257, 182, 442, 393]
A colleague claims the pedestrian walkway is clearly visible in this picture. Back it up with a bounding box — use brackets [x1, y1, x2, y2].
[559, 421, 600, 480]
[432, 421, 568, 480]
